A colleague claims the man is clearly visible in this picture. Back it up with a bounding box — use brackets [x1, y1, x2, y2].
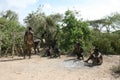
[41, 31, 47, 48]
[41, 31, 47, 43]
[44, 46, 51, 57]
[84, 48, 103, 65]
[24, 27, 34, 59]
[34, 39, 40, 54]
[73, 42, 84, 60]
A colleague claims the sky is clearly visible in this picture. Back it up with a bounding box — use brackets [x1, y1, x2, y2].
[0, 0, 120, 25]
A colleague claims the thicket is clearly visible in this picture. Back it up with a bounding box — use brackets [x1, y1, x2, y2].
[0, 9, 120, 57]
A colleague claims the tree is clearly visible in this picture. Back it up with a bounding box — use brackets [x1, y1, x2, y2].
[59, 10, 91, 51]
[0, 10, 25, 57]
[24, 6, 62, 47]
[88, 12, 120, 33]
[1, 10, 18, 21]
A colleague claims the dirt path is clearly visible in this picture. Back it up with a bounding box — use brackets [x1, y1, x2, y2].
[0, 55, 120, 80]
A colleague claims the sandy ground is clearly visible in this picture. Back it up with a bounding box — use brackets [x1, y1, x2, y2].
[0, 55, 120, 80]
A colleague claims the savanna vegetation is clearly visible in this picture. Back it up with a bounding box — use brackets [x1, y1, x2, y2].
[0, 7, 120, 57]
[0, 6, 120, 75]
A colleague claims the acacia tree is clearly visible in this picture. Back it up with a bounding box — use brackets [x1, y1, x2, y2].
[88, 12, 120, 32]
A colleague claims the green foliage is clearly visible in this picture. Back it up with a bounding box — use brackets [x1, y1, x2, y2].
[24, 6, 62, 37]
[88, 12, 120, 32]
[59, 10, 91, 51]
[91, 29, 120, 55]
[0, 10, 25, 56]
[24, 7, 63, 48]
[88, 12, 120, 55]
[1, 8, 120, 57]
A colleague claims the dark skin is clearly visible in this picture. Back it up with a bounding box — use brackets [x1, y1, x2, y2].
[84, 49, 103, 65]
[74, 43, 84, 60]
[34, 40, 40, 54]
[24, 27, 34, 59]
[41, 31, 47, 48]
[45, 47, 51, 57]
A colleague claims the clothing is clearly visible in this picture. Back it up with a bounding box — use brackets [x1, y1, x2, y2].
[88, 52, 103, 65]
[74, 45, 84, 59]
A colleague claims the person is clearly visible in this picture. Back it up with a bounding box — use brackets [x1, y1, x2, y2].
[34, 39, 40, 54]
[53, 47, 61, 58]
[24, 27, 34, 59]
[84, 48, 103, 65]
[73, 42, 84, 60]
[41, 31, 47, 48]
[41, 31, 47, 43]
[44, 46, 51, 57]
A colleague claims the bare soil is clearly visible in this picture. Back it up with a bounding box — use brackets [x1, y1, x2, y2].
[0, 55, 120, 80]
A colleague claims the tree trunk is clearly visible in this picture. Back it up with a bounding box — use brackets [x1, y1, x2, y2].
[11, 44, 15, 58]
[15, 47, 18, 56]
[5, 48, 9, 57]
[20, 47, 24, 55]
[0, 46, 1, 57]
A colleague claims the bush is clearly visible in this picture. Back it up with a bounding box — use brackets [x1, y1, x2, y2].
[92, 30, 120, 55]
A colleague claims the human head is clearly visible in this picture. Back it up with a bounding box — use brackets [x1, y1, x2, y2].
[76, 42, 81, 46]
[28, 27, 32, 30]
[94, 48, 99, 53]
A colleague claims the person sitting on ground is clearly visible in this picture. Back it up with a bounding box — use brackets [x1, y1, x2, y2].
[73, 42, 84, 60]
[84, 48, 103, 65]
[53, 47, 61, 58]
[44, 46, 51, 57]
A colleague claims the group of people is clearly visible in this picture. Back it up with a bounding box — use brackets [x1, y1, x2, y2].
[73, 42, 103, 65]
[24, 27, 60, 59]
[24, 27, 103, 65]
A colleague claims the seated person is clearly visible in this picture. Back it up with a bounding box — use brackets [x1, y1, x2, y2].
[44, 47, 60, 58]
[53, 47, 61, 58]
[73, 43, 84, 60]
[84, 48, 103, 65]
[44, 47, 51, 57]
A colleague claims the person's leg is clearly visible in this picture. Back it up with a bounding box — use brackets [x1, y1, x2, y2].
[28, 45, 32, 59]
[92, 57, 97, 64]
[34, 47, 37, 54]
[98, 56, 103, 65]
[28, 48, 31, 59]
[76, 53, 80, 59]
[81, 54, 84, 60]
[24, 45, 27, 59]
[79, 53, 84, 60]
[84, 54, 94, 62]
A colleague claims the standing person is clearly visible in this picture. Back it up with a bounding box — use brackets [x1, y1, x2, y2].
[73, 42, 84, 60]
[24, 27, 34, 59]
[34, 39, 40, 54]
[41, 31, 47, 43]
[84, 48, 103, 65]
[41, 31, 47, 48]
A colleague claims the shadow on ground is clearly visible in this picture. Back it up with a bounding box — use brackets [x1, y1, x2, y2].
[0, 58, 24, 62]
[63, 58, 101, 68]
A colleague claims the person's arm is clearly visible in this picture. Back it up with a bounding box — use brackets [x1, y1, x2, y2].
[98, 52, 102, 58]
[80, 47, 84, 53]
